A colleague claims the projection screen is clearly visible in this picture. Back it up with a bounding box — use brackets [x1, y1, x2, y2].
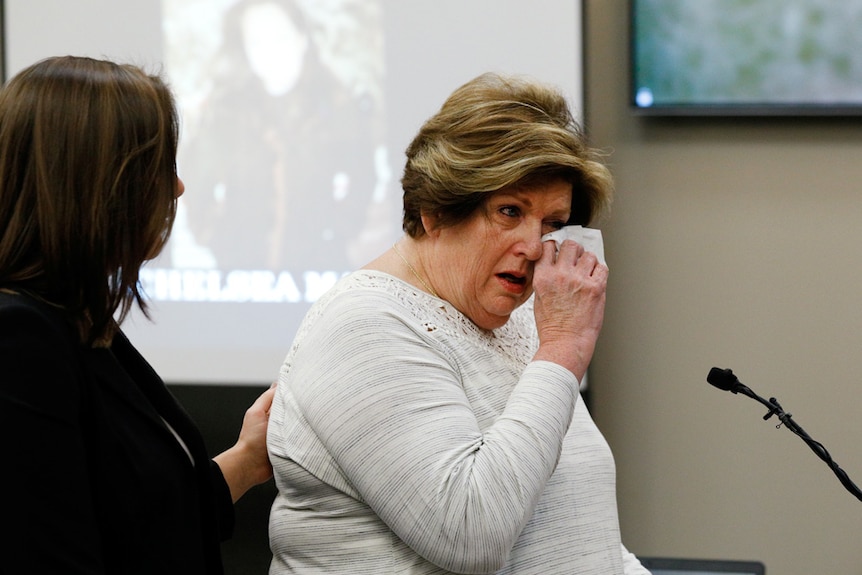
[4, 0, 584, 384]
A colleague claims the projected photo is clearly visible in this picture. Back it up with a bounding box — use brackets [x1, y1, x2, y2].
[148, 0, 394, 304]
[4, 0, 582, 383]
[632, 0, 862, 111]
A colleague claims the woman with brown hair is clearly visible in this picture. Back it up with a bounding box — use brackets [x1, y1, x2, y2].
[0, 56, 274, 574]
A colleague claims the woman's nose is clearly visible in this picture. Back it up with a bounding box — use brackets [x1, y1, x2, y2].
[518, 227, 544, 261]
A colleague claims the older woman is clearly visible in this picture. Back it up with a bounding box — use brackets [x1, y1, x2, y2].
[267, 72, 649, 574]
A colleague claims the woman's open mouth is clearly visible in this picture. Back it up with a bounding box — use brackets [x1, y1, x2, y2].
[497, 272, 527, 293]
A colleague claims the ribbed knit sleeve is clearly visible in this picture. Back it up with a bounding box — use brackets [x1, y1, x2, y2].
[268, 272, 643, 575]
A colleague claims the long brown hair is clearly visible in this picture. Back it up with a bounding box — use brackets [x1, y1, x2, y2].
[0, 56, 180, 345]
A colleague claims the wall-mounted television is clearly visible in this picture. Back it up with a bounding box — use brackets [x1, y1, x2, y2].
[630, 0, 862, 117]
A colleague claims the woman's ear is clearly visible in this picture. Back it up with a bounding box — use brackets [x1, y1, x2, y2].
[420, 211, 440, 238]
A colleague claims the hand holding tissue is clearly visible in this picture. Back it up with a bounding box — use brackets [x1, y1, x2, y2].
[541, 225, 606, 266]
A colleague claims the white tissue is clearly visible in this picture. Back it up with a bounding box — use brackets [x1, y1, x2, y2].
[541, 225, 606, 266]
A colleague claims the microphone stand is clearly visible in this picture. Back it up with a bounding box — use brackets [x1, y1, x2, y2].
[708, 368, 862, 503]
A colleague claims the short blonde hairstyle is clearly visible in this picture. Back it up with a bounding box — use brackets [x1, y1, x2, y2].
[401, 72, 613, 237]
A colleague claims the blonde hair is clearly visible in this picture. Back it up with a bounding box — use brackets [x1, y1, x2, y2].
[401, 72, 613, 237]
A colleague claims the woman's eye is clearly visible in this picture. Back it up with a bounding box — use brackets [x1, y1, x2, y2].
[548, 220, 566, 231]
[499, 206, 520, 218]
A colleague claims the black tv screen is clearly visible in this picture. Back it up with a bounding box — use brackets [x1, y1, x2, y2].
[630, 0, 862, 116]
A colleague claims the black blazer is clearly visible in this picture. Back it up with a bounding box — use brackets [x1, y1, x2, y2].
[0, 291, 234, 574]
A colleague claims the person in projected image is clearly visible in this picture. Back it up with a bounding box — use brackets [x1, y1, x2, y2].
[180, 0, 380, 273]
[0, 56, 275, 574]
[267, 72, 652, 574]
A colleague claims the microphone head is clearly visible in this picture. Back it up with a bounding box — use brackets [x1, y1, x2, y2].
[707, 367, 740, 392]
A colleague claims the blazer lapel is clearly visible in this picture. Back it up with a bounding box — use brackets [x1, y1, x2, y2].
[80, 332, 206, 468]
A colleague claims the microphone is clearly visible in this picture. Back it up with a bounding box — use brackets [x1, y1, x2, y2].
[706, 367, 755, 399]
[706, 366, 862, 503]
[706, 367, 740, 392]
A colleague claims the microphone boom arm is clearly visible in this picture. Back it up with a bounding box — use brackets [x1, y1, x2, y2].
[707, 367, 862, 503]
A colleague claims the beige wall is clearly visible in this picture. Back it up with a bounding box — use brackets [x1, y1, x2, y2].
[585, 2, 862, 573]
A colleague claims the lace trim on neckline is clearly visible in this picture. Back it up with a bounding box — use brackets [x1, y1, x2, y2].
[339, 270, 538, 371]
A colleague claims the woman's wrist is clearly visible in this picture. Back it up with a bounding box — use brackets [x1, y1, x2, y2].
[213, 442, 272, 503]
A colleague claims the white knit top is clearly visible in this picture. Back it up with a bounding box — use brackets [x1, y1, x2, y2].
[267, 270, 649, 575]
